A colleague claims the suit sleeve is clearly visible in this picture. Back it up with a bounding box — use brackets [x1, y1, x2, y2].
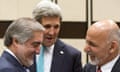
[73, 52, 83, 72]
[83, 63, 96, 72]
[0, 68, 17, 72]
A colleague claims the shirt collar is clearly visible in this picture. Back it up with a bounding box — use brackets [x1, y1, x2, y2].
[100, 55, 120, 72]
[5, 48, 22, 64]
[45, 44, 54, 54]
[5, 48, 18, 59]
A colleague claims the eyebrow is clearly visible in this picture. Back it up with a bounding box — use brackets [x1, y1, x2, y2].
[43, 24, 60, 28]
[31, 41, 41, 45]
[86, 40, 98, 47]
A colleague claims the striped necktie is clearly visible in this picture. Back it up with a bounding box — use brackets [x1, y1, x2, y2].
[37, 46, 44, 72]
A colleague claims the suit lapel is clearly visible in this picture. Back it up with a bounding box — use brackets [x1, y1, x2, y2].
[2, 51, 26, 72]
[90, 65, 96, 72]
[51, 39, 65, 72]
[88, 56, 120, 72]
[111, 56, 120, 72]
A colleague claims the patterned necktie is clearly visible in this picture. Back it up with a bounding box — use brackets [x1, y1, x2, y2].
[37, 46, 44, 72]
[97, 66, 102, 72]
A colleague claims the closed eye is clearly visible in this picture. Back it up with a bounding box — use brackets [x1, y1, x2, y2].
[86, 40, 98, 47]
[31, 42, 41, 48]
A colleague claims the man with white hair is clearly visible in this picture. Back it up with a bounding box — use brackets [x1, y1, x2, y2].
[0, 17, 45, 72]
[30, 0, 82, 72]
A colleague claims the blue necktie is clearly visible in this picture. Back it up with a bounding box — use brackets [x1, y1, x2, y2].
[37, 46, 44, 72]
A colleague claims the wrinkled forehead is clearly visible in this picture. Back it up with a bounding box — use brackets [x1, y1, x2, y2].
[86, 26, 109, 44]
[86, 20, 119, 44]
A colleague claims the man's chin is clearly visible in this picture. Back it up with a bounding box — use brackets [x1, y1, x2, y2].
[89, 61, 98, 65]
[24, 60, 33, 67]
[43, 42, 54, 47]
[89, 59, 99, 65]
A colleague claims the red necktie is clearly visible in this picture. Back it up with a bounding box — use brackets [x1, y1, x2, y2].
[97, 66, 102, 72]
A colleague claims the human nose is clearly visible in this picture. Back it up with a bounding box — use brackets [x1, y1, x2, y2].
[84, 44, 91, 53]
[48, 27, 55, 35]
[35, 47, 40, 54]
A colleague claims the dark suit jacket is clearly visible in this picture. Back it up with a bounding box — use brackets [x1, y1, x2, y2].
[30, 39, 82, 72]
[83, 56, 120, 72]
[0, 51, 27, 72]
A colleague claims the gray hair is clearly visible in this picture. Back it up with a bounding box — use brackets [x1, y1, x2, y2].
[4, 17, 45, 47]
[106, 27, 120, 51]
[32, 0, 62, 22]
[108, 29, 120, 42]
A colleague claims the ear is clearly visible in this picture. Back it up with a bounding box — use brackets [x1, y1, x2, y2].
[109, 41, 118, 53]
[12, 38, 18, 48]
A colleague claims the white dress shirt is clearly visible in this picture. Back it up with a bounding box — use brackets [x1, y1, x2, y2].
[36, 45, 54, 72]
[44, 45, 54, 72]
[97, 55, 119, 72]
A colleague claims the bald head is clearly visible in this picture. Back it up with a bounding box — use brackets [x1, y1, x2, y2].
[91, 20, 119, 32]
[85, 20, 120, 66]
[87, 20, 119, 41]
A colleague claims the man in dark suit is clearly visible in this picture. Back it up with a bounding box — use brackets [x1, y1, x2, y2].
[83, 20, 120, 72]
[30, 0, 82, 72]
[0, 17, 45, 72]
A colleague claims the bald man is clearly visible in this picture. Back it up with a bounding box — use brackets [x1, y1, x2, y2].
[83, 20, 120, 72]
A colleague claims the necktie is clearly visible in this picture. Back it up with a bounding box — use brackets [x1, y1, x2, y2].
[37, 46, 44, 72]
[97, 66, 102, 72]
